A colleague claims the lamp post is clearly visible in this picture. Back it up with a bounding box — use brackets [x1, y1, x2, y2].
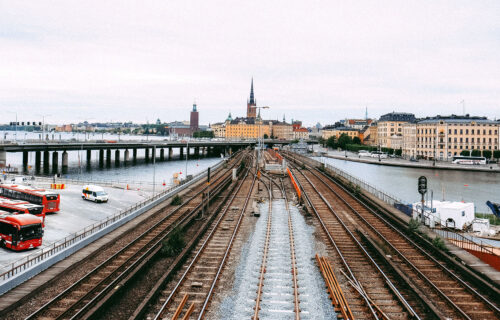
[256, 106, 270, 168]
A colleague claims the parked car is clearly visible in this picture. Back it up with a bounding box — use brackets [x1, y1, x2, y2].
[358, 150, 372, 157]
[409, 157, 419, 162]
[82, 185, 109, 203]
[370, 152, 388, 159]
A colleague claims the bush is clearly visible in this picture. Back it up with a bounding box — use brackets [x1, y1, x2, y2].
[432, 236, 447, 251]
[353, 185, 361, 196]
[338, 134, 353, 150]
[394, 148, 402, 156]
[460, 150, 469, 156]
[483, 150, 492, 159]
[352, 137, 361, 145]
[171, 194, 182, 206]
[494, 150, 500, 160]
[326, 136, 337, 149]
[161, 227, 185, 257]
[408, 218, 420, 233]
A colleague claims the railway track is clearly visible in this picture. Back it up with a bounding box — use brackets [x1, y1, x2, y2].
[149, 161, 256, 319]
[25, 151, 248, 320]
[289, 161, 418, 320]
[302, 162, 500, 319]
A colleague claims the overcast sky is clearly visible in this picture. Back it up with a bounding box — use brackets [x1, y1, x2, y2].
[1, 1, 499, 127]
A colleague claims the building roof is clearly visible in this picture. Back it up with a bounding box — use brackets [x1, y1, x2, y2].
[379, 112, 416, 122]
[323, 126, 359, 132]
[417, 114, 497, 124]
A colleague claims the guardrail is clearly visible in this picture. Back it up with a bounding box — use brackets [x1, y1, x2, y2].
[285, 152, 498, 258]
[0, 159, 226, 284]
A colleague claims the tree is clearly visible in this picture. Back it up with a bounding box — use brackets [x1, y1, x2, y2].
[493, 150, 500, 160]
[193, 131, 214, 138]
[483, 150, 492, 159]
[471, 149, 481, 157]
[352, 136, 361, 145]
[337, 134, 353, 150]
[318, 137, 326, 147]
[395, 148, 402, 156]
[326, 136, 337, 149]
[263, 133, 269, 139]
[460, 150, 469, 156]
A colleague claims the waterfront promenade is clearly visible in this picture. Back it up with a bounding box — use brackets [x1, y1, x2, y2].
[322, 150, 500, 173]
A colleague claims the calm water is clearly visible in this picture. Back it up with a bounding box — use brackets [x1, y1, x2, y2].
[315, 156, 500, 213]
[1, 130, 224, 186]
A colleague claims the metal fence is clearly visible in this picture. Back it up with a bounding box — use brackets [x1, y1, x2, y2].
[0, 159, 225, 282]
[287, 152, 498, 257]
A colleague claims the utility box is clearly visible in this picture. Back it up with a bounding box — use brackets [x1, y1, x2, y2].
[413, 200, 475, 230]
[472, 218, 490, 233]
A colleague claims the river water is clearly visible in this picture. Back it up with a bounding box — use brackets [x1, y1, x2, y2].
[1, 130, 223, 187]
[314, 156, 500, 214]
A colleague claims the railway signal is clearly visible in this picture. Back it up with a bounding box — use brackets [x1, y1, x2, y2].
[418, 176, 427, 224]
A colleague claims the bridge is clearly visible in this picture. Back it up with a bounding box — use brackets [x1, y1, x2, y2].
[0, 139, 298, 174]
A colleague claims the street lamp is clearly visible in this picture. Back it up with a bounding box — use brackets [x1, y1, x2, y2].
[256, 106, 270, 168]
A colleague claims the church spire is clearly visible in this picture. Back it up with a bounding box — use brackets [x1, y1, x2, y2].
[249, 77, 255, 105]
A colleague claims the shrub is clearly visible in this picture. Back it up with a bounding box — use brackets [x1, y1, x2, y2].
[408, 218, 420, 233]
[171, 194, 182, 206]
[471, 149, 481, 157]
[161, 227, 185, 257]
[493, 150, 500, 160]
[432, 236, 447, 251]
[460, 150, 469, 156]
[483, 150, 492, 159]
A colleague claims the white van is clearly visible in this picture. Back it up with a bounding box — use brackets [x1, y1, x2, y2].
[82, 185, 109, 203]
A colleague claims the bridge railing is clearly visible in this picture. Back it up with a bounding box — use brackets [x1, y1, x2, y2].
[285, 151, 497, 257]
[0, 159, 226, 283]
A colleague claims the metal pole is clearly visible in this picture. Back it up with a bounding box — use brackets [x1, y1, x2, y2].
[185, 141, 188, 179]
[153, 145, 156, 195]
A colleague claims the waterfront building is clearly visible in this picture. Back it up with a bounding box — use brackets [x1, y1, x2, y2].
[293, 127, 309, 140]
[210, 122, 226, 138]
[402, 122, 417, 158]
[225, 117, 271, 139]
[415, 115, 500, 160]
[272, 119, 293, 140]
[344, 118, 374, 130]
[377, 112, 416, 148]
[362, 123, 378, 146]
[322, 127, 361, 141]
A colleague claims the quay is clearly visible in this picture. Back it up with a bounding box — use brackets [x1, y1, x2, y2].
[322, 150, 500, 172]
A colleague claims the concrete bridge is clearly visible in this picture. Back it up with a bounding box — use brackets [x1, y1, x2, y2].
[0, 139, 296, 174]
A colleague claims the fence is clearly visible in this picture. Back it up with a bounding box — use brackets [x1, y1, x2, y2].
[285, 151, 498, 257]
[0, 159, 225, 284]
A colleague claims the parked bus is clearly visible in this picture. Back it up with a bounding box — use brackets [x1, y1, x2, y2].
[0, 196, 45, 225]
[451, 156, 487, 165]
[0, 212, 44, 251]
[0, 184, 60, 214]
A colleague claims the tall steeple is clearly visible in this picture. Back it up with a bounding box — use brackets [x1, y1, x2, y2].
[249, 77, 255, 105]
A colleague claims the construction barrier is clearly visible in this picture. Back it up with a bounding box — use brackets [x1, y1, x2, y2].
[287, 168, 301, 200]
[50, 183, 65, 190]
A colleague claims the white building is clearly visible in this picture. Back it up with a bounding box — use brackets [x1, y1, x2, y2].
[413, 200, 475, 230]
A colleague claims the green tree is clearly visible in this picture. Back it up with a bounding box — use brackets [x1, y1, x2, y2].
[471, 149, 481, 157]
[352, 136, 361, 144]
[326, 136, 337, 149]
[263, 133, 269, 139]
[395, 148, 402, 156]
[460, 150, 469, 156]
[318, 137, 326, 147]
[193, 131, 214, 138]
[493, 150, 500, 160]
[483, 150, 492, 159]
[337, 134, 353, 150]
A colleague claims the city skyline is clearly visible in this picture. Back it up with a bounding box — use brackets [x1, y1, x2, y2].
[1, 1, 499, 126]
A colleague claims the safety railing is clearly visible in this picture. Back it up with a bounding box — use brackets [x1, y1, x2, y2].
[0, 159, 226, 282]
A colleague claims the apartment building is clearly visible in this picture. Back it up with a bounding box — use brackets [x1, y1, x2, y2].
[402, 122, 417, 158]
[377, 112, 416, 148]
[415, 115, 500, 160]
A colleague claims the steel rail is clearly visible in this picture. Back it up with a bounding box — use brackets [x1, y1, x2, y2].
[197, 172, 257, 319]
[152, 160, 253, 320]
[312, 164, 500, 319]
[252, 172, 273, 320]
[287, 163, 378, 319]
[25, 152, 245, 320]
[281, 177, 301, 320]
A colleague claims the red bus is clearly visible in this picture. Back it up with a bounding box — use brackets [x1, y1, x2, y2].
[0, 212, 44, 251]
[0, 196, 45, 225]
[0, 184, 60, 214]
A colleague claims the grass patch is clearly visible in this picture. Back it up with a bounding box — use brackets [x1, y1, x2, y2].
[171, 194, 182, 206]
[432, 236, 448, 252]
[408, 218, 421, 233]
[475, 212, 500, 226]
[161, 227, 185, 257]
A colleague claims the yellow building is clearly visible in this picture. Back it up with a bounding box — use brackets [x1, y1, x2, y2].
[377, 112, 416, 148]
[210, 122, 226, 138]
[362, 124, 378, 146]
[322, 127, 361, 140]
[415, 116, 500, 160]
[402, 122, 417, 158]
[271, 122, 293, 140]
[225, 117, 271, 139]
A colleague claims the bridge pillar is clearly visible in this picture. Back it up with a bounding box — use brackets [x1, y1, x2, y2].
[62, 151, 68, 174]
[99, 149, 104, 167]
[0, 150, 5, 168]
[86, 149, 92, 165]
[43, 150, 50, 175]
[152, 147, 156, 162]
[124, 149, 130, 163]
[106, 149, 111, 167]
[194, 147, 200, 158]
[52, 151, 59, 173]
[145, 148, 150, 162]
[133, 148, 137, 164]
[22, 151, 28, 173]
[186, 147, 189, 160]
[179, 147, 184, 159]
[35, 151, 41, 174]
[160, 148, 164, 161]
[168, 147, 173, 160]
[115, 149, 120, 166]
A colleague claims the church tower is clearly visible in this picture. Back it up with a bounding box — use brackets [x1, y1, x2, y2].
[246, 78, 257, 118]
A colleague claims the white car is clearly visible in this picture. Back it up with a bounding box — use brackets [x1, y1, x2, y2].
[358, 150, 372, 157]
[82, 185, 109, 203]
[370, 152, 388, 159]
